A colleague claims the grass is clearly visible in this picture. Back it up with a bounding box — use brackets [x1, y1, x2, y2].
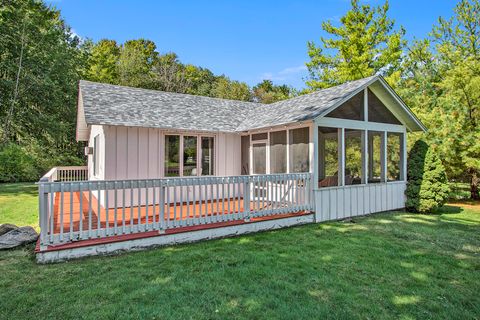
[0, 183, 39, 230]
[1, 183, 480, 319]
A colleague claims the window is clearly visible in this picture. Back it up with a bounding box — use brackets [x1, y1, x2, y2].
[183, 136, 197, 176]
[368, 131, 383, 183]
[289, 127, 310, 173]
[270, 130, 287, 173]
[201, 137, 214, 176]
[241, 136, 250, 175]
[165, 135, 180, 176]
[165, 134, 215, 177]
[318, 127, 338, 188]
[252, 143, 266, 174]
[93, 135, 100, 176]
[344, 130, 363, 185]
[387, 133, 402, 181]
[252, 132, 268, 141]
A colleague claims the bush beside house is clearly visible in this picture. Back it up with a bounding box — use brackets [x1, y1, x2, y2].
[406, 140, 450, 213]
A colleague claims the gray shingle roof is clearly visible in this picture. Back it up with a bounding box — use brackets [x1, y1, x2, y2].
[79, 75, 378, 133]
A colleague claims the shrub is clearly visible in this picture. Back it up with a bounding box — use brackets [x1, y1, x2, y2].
[405, 140, 450, 213]
[0, 143, 39, 182]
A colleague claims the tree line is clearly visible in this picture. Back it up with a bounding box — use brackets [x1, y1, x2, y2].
[0, 0, 478, 199]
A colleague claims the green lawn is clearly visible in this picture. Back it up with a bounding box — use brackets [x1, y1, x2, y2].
[1, 183, 480, 319]
[0, 183, 39, 230]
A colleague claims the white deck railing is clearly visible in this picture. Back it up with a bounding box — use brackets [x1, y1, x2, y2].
[39, 166, 88, 182]
[37, 173, 313, 246]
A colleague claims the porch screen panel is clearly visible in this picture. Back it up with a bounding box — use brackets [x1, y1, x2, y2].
[318, 127, 338, 188]
[201, 137, 214, 176]
[345, 129, 362, 185]
[183, 136, 197, 176]
[253, 143, 266, 174]
[289, 127, 310, 173]
[165, 135, 180, 177]
[368, 89, 402, 124]
[368, 132, 382, 183]
[270, 130, 287, 173]
[387, 133, 402, 181]
[241, 136, 250, 175]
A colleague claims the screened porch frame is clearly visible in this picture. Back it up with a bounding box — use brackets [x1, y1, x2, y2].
[313, 87, 408, 190]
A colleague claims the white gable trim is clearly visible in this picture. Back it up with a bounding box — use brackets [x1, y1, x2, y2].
[376, 77, 427, 132]
[76, 88, 90, 141]
[313, 76, 426, 132]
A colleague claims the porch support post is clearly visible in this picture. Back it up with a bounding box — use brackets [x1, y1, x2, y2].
[364, 87, 368, 121]
[313, 123, 319, 188]
[338, 128, 345, 186]
[401, 129, 407, 181]
[38, 183, 48, 247]
[243, 177, 251, 222]
[381, 131, 387, 182]
[361, 130, 367, 184]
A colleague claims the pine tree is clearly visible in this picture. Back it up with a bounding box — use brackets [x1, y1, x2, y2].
[306, 0, 405, 89]
[406, 140, 450, 213]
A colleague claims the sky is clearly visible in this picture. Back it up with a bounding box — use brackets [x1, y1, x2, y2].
[46, 0, 457, 89]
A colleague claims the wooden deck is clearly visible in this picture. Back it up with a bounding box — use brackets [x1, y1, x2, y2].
[39, 191, 308, 253]
[52, 191, 292, 234]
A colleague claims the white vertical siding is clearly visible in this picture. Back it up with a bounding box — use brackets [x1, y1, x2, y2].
[99, 125, 241, 207]
[314, 182, 406, 222]
[103, 126, 241, 181]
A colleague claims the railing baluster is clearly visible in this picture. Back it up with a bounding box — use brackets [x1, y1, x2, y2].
[105, 181, 109, 236]
[227, 179, 231, 220]
[69, 185, 73, 241]
[173, 183, 177, 227]
[192, 180, 197, 222]
[137, 182, 142, 230]
[88, 183, 92, 239]
[166, 180, 171, 229]
[97, 182, 101, 238]
[49, 189, 54, 243]
[114, 181, 118, 234]
[153, 183, 157, 230]
[122, 181, 126, 234]
[79, 182, 83, 238]
[221, 179, 226, 221]
[130, 183, 134, 233]
[145, 181, 149, 230]
[179, 181, 184, 225]
[60, 183, 64, 242]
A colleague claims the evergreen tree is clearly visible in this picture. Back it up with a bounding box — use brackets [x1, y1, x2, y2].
[406, 140, 450, 213]
[399, 0, 480, 199]
[306, 0, 405, 89]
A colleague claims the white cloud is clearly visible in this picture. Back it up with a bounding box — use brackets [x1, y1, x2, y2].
[260, 65, 307, 82]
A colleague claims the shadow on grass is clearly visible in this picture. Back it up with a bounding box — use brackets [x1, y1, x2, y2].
[0, 182, 37, 196]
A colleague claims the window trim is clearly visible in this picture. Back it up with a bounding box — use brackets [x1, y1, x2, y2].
[93, 134, 100, 177]
[246, 124, 311, 175]
[164, 133, 216, 177]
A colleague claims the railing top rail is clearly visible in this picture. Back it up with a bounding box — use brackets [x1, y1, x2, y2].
[37, 172, 312, 186]
[38, 167, 58, 183]
[38, 166, 88, 183]
[56, 166, 88, 170]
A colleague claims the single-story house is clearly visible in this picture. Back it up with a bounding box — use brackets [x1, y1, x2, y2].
[36, 75, 426, 262]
